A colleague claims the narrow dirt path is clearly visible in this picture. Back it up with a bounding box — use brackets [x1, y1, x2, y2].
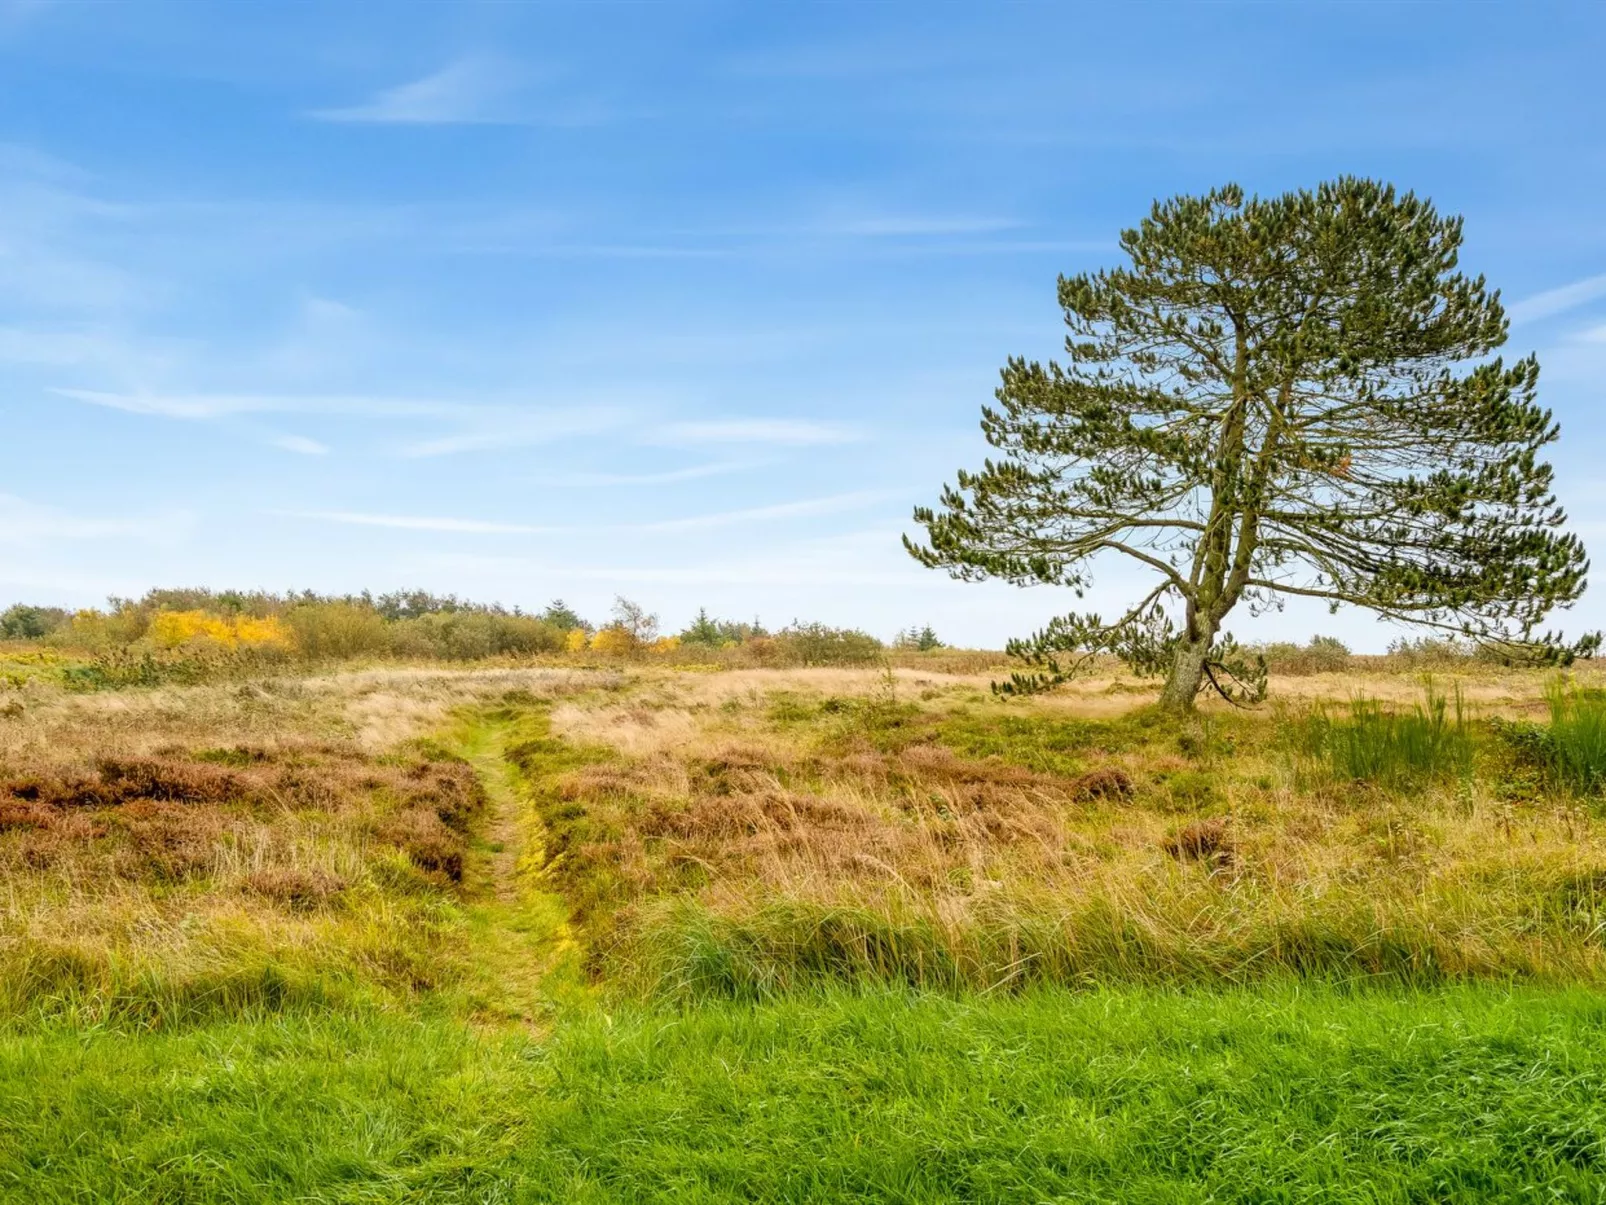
[453, 711, 581, 1026]
[470, 729, 526, 907]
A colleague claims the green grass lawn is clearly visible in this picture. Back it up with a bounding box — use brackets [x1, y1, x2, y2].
[5, 983, 1606, 1203]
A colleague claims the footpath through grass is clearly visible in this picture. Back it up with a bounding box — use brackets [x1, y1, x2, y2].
[449, 707, 582, 1025]
[3, 984, 1606, 1203]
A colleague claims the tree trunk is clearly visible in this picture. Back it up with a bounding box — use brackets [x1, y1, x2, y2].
[1158, 637, 1211, 712]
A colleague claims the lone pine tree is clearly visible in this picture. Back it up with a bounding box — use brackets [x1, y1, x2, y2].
[906, 179, 1593, 710]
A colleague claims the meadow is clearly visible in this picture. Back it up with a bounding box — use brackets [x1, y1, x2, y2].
[3, 609, 1606, 1201]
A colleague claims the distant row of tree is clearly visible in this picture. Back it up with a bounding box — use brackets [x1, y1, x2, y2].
[0, 591, 949, 667]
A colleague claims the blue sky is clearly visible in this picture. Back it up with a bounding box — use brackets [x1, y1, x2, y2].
[2, 1, 1604, 649]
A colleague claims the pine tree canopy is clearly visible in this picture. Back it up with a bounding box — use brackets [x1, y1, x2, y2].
[905, 178, 1595, 709]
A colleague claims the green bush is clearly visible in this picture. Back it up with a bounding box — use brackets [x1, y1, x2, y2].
[1381, 642, 1477, 671]
[60, 646, 286, 691]
[284, 602, 391, 659]
[1256, 635, 1351, 675]
[0, 603, 70, 640]
[388, 612, 564, 660]
[893, 624, 945, 652]
[773, 622, 883, 667]
[679, 607, 765, 647]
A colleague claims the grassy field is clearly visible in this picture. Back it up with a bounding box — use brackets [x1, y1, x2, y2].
[7, 985, 1606, 1203]
[3, 656, 1606, 1200]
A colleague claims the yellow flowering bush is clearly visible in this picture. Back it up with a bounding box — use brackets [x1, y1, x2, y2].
[148, 610, 293, 651]
[233, 615, 293, 649]
[564, 628, 590, 653]
[588, 626, 637, 656]
[648, 635, 681, 655]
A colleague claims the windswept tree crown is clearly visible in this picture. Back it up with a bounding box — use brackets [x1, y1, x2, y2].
[906, 178, 1592, 706]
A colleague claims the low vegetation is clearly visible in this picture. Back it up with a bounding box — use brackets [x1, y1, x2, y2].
[7, 985, 1606, 1202]
[1, 588, 916, 682]
[0, 679, 511, 1026]
[1537, 681, 1606, 794]
[4, 644, 1606, 1200]
[1282, 680, 1477, 788]
[498, 671, 1606, 1000]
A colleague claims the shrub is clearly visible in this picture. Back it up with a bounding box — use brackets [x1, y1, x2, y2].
[57, 604, 149, 649]
[133, 587, 284, 617]
[0, 604, 70, 640]
[1256, 635, 1351, 675]
[589, 627, 638, 657]
[148, 610, 292, 651]
[680, 608, 765, 647]
[893, 625, 945, 652]
[773, 622, 883, 667]
[540, 598, 589, 632]
[1383, 636, 1476, 669]
[373, 590, 465, 621]
[498, 615, 566, 655]
[610, 597, 659, 644]
[285, 602, 390, 660]
[1547, 683, 1606, 794]
[429, 613, 503, 660]
[60, 647, 274, 691]
[389, 612, 564, 660]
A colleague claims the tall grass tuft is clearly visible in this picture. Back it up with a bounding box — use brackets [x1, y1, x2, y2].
[1543, 679, 1606, 794]
[1285, 680, 1475, 787]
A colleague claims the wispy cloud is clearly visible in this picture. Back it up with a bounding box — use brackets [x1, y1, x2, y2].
[422, 529, 943, 590]
[394, 407, 632, 458]
[639, 490, 897, 531]
[1541, 326, 1606, 384]
[303, 57, 523, 125]
[275, 490, 895, 536]
[0, 141, 87, 181]
[0, 493, 192, 546]
[649, 418, 862, 446]
[269, 434, 331, 456]
[272, 510, 551, 535]
[0, 0, 54, 38]
[55, 388, 461, 419]
[1507, 271, 1606, 326]
[56, 389, 643, 458]
[537, 460, 762, 487]
[0, 326, 172, 370]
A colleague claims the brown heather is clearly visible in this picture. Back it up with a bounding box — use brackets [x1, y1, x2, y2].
[515, 664, 1606, 997]
[5, 657, 1606, 1016]
[0, 666, 590, 1024]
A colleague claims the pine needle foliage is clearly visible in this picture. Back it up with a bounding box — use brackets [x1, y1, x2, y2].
[906, 179, 1594, 709]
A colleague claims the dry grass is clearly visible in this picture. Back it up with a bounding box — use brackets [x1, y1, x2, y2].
[8, 657, 1606, 1015]
[516, 663, 1606, 996]
[0, 666, 603, 1024]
